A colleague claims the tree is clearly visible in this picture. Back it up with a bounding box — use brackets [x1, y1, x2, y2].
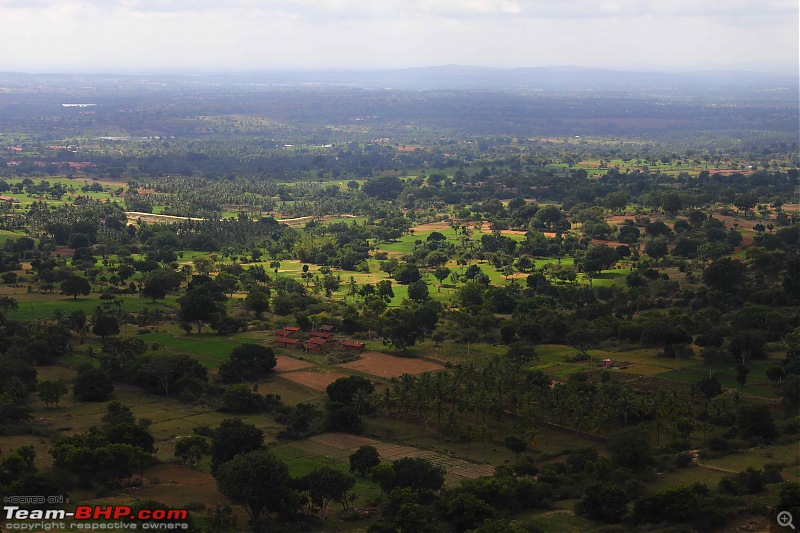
[371, 464, 396, 495]
[215, 272, 239, 297]
[210, 418, 264, 475]
[325, 401, 364, 434]
[583, 244, 618, 274]
[440, 491, 495, 532]
[61, 275, 91, 299]
[703, 258, 746, 293]
[68, 233, 91, 249]
[608, 426, 652, 470]
[326, 376, 375, 405]
[349, 445, 381, 477]
[361, 175, 404, 200]
[576, 482, 631, 523]
[222, 385, 267, 413]
[407, 280, 429, 302]
[734, 193, 757, 217]
[644, 239, 669, 265]
[218, 344, 277, 382]
[392, 263, 421, 285]
[735, 364, 749, 386]
[304, 466, 355, 517]
[141, 269, 181, 301]
[102, 401, 136, 426]
[738, 404, 778, 442]
[457, 281, 484, 308]
[779, 375, 800, 410]
[433, 267, 451, 290]
[696, 376, 723, 399]
[244, 285, 270, 317]
[214, 449, 293, 526]
[503, 433, 528, 463]
[73, 367, 114, 402]
[36, 380, 68, 408]
[645, 220, 672, 239]
[380, 303, 437, 350]
[391, 457, 445, 495]
[174, 435, 210, 466]
[177, 283, 227, 334]
[729, 332, 767, 365]
[91, 314, 120, 338]
[376, 279, 394, 301]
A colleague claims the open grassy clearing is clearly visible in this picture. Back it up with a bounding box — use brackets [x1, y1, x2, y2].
[699, 442, 800, 478]
[0, 292, 175, 321]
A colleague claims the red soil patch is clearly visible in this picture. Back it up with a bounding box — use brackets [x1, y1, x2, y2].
[475, 221, 527, 236]
[280, 369, 349, 391]
[411, 221, 452, 232]
[335, 351, 443, 378]
[396, 146, 429, 152]
[51, 247, 74, 257]
[589, 238, 632, 248]
[273, 355, 314, 373]
[604, 215, 636, 225]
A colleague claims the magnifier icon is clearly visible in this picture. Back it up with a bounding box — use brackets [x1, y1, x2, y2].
[778, 511, 795, 530]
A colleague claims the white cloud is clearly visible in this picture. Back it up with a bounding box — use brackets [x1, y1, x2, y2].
[0, 0, 795, 72]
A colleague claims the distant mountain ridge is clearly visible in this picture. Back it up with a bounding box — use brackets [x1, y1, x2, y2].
[0, 65, 796, 95]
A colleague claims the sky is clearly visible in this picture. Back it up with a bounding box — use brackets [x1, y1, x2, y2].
[0, 0, 797, 73]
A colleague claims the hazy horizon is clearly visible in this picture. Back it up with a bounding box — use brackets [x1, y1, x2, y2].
[0, 0, 796, 75]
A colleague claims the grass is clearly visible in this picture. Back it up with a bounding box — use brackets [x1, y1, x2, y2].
[0, 229, 25, 244]
[5, 294, 172, 321]
[519, 509, 602, 532]
[699, 443, 800, 477]
[144, 330, 266, 368]
[271, 441, 383, 503]
[648, 464, 727, 491]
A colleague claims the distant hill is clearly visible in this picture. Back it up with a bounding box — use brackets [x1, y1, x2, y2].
[1, 65, 796, 95]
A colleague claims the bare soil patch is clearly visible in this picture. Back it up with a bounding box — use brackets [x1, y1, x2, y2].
[119, 463, 245, 520]
[410, 221, 452, 232]
[273, 355, 314, 373]
[604, 215, 636, 225]
[336, 351, 443, 378]
[280, 369, 349, 391]
[51, 247, 74, 257]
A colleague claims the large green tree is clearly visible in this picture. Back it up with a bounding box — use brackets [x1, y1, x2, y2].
[210, 418, 264, 475]
[214, 449, 294, 526]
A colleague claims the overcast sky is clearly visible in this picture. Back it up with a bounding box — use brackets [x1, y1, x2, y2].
[1, 0, 797, 73]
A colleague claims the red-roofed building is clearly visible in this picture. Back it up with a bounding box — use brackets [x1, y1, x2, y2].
[309, 331, 334, 339]
[273, 326, 301, 337]
[275, 337, 302, 348]
[340, 340, 366, 353]
[305, 337, 331, 352]
[318, 324, 336, 332]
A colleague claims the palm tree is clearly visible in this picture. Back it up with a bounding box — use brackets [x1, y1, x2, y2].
[477, 423, 493, 453]
[381, 388, 393, 419]
[617, 387, 635, 427]
[431, 372, 447, 428]
[443, 409, 460, 442]
[352, 389, 372, 415]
